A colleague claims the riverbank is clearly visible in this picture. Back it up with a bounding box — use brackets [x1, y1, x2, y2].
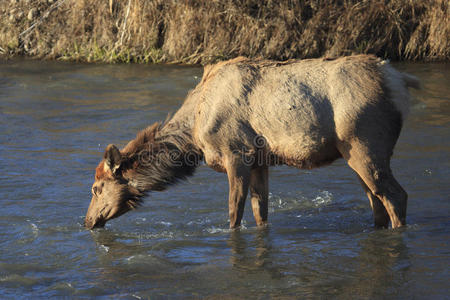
[1, 0, 448, 64]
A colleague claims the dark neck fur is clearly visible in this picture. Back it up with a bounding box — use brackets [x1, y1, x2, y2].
[121, 122, 202, 192]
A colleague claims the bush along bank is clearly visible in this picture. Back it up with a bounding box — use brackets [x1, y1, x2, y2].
[1, 0, 448, 64]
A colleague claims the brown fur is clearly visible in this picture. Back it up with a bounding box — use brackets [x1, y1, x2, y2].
[94, 163, 109, 180]
[85, 55, 420, 230]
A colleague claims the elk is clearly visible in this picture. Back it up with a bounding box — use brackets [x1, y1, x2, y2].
[85, 55, 420, 230]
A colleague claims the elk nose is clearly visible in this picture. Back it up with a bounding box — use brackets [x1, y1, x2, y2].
[85, 217, 94, 229]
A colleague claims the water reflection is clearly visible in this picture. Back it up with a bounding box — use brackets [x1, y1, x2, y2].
[87, 229, 179, 296]
[89, 229, 152, 259]
[332, 230, 410, 299]
[228, 228, 273, 270]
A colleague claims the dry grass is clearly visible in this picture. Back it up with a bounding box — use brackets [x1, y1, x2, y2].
[0, 0, 448, 63]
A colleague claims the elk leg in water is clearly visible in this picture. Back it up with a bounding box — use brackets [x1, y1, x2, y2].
[344, 143, 407, 228]
[357, 175, 390, 228]
[226, 155, 251, 229]
[249, 165, 269, 227]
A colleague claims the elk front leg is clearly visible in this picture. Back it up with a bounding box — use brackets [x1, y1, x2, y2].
[250, 166, 269, 227]
[226, 155, 251, 229]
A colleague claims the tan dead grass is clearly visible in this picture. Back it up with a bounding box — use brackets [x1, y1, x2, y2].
[0, 0, 448, 63]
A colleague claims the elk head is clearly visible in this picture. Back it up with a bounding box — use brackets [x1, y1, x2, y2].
[85, 144, 142, 229]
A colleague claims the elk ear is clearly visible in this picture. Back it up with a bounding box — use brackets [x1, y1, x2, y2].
[104, 144, 122, 175]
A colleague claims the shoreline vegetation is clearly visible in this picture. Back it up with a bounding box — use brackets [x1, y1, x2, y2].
[1, 0, 448, 64]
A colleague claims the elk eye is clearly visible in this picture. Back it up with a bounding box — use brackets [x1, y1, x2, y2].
[92, 183, 103, 196]
[92, 182, 105, 196]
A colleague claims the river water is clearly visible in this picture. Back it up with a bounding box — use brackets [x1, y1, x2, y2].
[0, 59, 448, 298]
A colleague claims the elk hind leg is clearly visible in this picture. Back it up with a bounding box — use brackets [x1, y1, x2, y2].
[357, 175, 389, 228]
[344, 147, 407, 228]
